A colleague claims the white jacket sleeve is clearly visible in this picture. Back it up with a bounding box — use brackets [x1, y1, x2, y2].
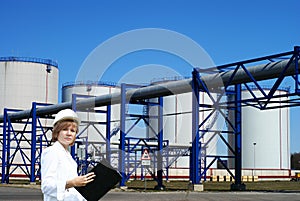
[41, 147, 67, 201]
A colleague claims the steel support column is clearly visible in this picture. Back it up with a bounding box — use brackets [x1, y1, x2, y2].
[119, 83, 126, 186]
[106, 105, 111, 163]
[154, 97, 165, 190]
[1, 109, 20, 184]
[294, 46, 300, 93]
[1, 109, 8, 183]
[30, 102, 37, 183]
[230, 84, 246, 190]
[190, 69, 200, 184]
[70, 94, 77, 158]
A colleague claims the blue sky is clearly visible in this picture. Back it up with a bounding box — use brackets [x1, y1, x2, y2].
[0, 0, 299, 152]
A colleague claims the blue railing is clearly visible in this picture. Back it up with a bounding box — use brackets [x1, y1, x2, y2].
[62, 80, 118, 88]
[0, 56, 58, 68]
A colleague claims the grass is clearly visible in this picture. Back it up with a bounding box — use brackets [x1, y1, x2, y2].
[2, 179, 300, 192]
[126, 180, 300, 192]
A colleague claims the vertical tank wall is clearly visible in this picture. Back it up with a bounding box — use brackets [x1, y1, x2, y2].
[242, 89, 290, 169]
[0, 57, 59, 179]
[62, 82, 121, 161]
[148, 80, 219, 169]
[228, 88, 290, 170]
[0, 57, 59, 110]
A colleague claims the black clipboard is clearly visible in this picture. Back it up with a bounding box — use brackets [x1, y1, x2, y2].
[75, 160, 122, 201]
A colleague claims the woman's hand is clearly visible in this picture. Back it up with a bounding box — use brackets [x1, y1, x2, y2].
[66, 172, 96, 188]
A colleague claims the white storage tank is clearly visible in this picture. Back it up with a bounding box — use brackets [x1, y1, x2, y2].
[0, 57, 59, 111]
[62, 82, 121, 160]
[0, 57, 59, 180]
[148, 78, 220, 169]
[228, 87, 290, 170]
[241, 87, 290, 169]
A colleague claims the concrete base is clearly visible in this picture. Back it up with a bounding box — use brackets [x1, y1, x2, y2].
[119, 186, 128, 191]
[189, 184, 204, 192]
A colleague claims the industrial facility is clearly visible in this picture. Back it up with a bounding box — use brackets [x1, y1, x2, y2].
[0, 46, 300, 190]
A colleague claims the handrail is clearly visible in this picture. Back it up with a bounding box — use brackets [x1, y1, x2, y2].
[0, 56, 58, 68]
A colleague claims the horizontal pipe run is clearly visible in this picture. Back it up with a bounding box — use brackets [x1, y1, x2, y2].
[0, 59, 298, 123]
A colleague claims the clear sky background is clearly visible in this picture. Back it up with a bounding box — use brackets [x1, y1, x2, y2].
[0, 0, 299, 152]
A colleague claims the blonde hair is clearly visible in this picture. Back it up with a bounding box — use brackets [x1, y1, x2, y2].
[52, 120, 78, 146]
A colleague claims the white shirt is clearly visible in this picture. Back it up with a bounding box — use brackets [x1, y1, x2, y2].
[41, 141, 86, 201]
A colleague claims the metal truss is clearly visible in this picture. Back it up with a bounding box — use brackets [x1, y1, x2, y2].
[162, 143, 190, 181]
[1, 102, 53, 183]
[191, 46, 300, 190]
[71, 94, 112, 175]
[118, 83, 166, 189]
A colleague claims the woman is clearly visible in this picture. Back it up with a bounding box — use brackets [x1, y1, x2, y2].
[41, 109, 95, 201]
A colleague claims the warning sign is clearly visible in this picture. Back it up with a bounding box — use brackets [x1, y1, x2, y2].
[141, 149, 151, 160]
[141, 149, 151, 166]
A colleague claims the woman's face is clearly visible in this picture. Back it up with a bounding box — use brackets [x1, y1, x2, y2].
[57, 123, 77, 149]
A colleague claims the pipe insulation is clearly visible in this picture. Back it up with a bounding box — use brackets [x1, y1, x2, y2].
[0, 59, 298, 122]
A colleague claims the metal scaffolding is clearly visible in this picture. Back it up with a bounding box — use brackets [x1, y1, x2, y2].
[190, 46, 300, 190]
[70, 93, 112, 175]
[118, 83, 165, 189]
[0, 46, 299, 191]
[1, 102, 53, 183]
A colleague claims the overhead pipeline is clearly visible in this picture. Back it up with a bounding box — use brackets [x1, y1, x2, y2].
[0, 58, 298, 123]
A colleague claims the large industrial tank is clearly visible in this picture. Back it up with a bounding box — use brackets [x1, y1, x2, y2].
[0, 57, 59, 179]
[62, 82, 121, 160]
[228, 87, 290, 170]
[148, 78, 220, 168]
[241, 88, 290, 169]
[0, 57, 59, 111]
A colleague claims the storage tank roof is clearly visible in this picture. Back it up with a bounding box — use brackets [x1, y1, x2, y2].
[62, 80, 118, 88]
[0, 56, 58, 68]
